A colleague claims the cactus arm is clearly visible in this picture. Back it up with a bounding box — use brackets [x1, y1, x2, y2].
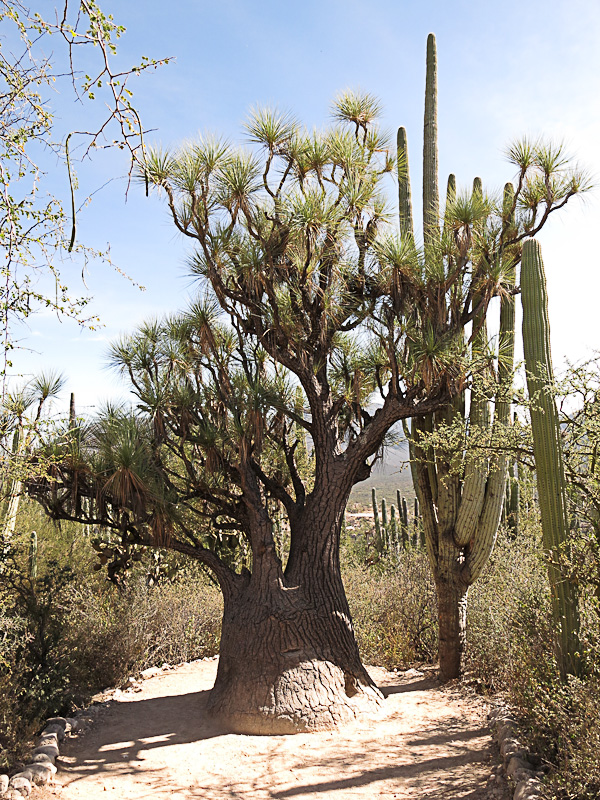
[521, 238, 581, 677]
[423, 32, 439, 247]
[397, 127, 414, 237]
[402, 419, 421, 507]
[412, 455, 438, 564]
[459, 185, 517, 564]
[462, 457, 508, 584]
[1, 423, 24, 545]
[443, 173, 456, 239]
[372, 487, 380, 539]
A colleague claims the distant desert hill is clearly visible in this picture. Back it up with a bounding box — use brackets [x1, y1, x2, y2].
[349, 436, 415, 510]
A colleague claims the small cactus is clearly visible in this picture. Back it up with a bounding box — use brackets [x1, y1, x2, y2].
[29, 530, 38, 580]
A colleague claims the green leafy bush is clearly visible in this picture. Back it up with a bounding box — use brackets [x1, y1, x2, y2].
[344, 549, 437, 668]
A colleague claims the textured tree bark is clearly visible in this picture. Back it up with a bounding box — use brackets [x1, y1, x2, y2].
[435, 571, 469, 682]
[207, 551, 383, 733]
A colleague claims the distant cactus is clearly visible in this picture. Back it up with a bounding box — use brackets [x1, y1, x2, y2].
[372, 488, 383, 553]
[401, 496, 409, 548]
[389, 504, 398, 550]
[29, 530, 38, 579]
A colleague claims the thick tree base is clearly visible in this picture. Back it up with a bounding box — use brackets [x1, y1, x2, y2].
[207, 657, 384, 735]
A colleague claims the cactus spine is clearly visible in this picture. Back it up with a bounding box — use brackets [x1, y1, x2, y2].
[521, 239, 581, 677]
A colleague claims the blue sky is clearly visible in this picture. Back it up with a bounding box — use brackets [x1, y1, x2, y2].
[14, 0, 600, 412]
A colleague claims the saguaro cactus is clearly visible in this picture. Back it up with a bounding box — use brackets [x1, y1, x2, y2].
[521, 238, 581, 677]
[29, 529, 38, 580]
[372, 488, 382, 552]
[398, 33, 522, 680]
[389, 504, 398, 551]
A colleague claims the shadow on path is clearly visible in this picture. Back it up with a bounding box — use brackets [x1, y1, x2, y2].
[53, 662, 492, 800]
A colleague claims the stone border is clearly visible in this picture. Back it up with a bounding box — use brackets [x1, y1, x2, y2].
[0, 659, 209, 798]
[486, 705, 549, 800]
[1, 715, 73, 798]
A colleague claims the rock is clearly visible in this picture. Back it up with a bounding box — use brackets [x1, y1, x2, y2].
[513, 777, 543, 800]
[31, 745, 58, 762]
[6, 790, 24, 800]
[29, 753, 54, 765]
[37, 733, 58, 748]
[500, 736, 527, 760]
[497, 720, 518, 742]
[513, 767, 538, 782]
[45, 716, 67, 731]
[72, 714, 93, 730]
[507, 756, 534, 777]
[41, 723, 65, 742]
[22, 763, 54, 785]
[64, 717, 79, 733]
[0, 775, 9, 795]
[140, 667, 161, 679]
[8, 775, 32, 797]
[404, 668, 424, 678]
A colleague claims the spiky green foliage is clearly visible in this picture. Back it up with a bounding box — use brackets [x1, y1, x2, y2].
[521, 238, 581, 677]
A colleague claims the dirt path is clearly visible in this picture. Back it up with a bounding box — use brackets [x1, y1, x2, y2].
[43, 659, 496, 800]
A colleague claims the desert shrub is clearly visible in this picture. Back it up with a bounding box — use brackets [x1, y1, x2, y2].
[501, 599, 600, 800]
[0, 510, 223, 769]
[64, 568, 222, 697]
[0, 606, 38, 770]
[465, 522, 549, 691]
[466, 517, 600, 799]
[344, 548, 437, 668]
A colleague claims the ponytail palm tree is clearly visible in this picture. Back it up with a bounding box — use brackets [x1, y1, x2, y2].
[28, 41, 587, 728]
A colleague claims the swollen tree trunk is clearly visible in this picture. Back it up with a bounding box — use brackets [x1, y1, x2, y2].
[207, 530, 383, 733]
[207, 478, 383, 733]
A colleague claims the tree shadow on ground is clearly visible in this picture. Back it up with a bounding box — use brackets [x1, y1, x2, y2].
[56, 673, 492, 800]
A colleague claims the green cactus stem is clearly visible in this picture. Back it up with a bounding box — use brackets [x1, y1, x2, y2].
[397, 127, 414, 236]
[402, 497, 410, 550]
[29, 529, 38, 580]
[381, 498, 388, 552]
[372, 488, 383, 553]
[521, 238, 581, 678]
[389, 504, 398, 551]
[423, 32, 439, 247]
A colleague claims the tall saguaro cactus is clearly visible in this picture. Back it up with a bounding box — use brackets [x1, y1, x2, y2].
[423, 33, 439, 248]
[398, 34, 516, 680]
[521, 239, 581, 677]
[397, 34, 585, 680]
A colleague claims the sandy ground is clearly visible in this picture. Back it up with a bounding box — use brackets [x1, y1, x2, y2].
[40, 659, 497, 800]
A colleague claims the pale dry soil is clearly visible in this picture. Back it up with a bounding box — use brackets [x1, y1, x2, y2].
[42, 659, 495, 800]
